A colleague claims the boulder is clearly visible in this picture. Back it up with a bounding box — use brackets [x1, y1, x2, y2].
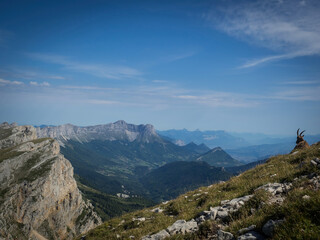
[151, 207, 163, 213]
[166, 219, 198, 235]
[238, 225, 256, 235]
[217, 209, 229, 220]
[237, 231, 266, 240]
[217, 230, 234, 240]
[262, 219, 284, 237]
[141, 230, 170, 240]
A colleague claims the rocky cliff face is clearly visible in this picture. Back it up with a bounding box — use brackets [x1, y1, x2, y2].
[0, 122, 101, 240]
[37, 120, 160, 146]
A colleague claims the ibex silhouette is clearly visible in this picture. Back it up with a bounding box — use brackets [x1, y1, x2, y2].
[292, 128, 310, 152]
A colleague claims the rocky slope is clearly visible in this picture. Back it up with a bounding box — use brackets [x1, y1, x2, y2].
[37, 120, 161, 146]
[0, 122, 101, 240]
[78, 140, 320, 240]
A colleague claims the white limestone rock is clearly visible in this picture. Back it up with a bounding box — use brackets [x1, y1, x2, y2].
[0, 123, 101, 240]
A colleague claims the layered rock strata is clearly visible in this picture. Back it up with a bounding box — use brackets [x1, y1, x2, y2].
[0, 122, 101, 240]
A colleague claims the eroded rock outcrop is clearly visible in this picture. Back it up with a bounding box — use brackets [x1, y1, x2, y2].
[36, 120, 160, 147]
[0, 123, 101, 240]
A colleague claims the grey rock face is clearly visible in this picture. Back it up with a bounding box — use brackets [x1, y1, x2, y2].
[141, 230, 170, 240]
[217, 230, 234, 240]
[167, 219, 198, 235]
[36, 120, 160, 146]
[238, 225, 256, 235]
[255, 182, 292, 204]
[141, 219, 198, 240]
[237, 231, 266, 240]
[262, 219, 284, 237]
[196, 195, 253, 224]
[0, 123, 101, 240]
[256, 183, 292, 196]
[0, 123, 37, 149]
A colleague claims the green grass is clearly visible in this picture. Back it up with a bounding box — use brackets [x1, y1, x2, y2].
[0, 127, 12, 140]
[77, 179, 154, 221]
[76, 143, 320, 240]
[0, 146, 24, 163]
[31, 138, 52, 144]
[13, 142, 56, 183]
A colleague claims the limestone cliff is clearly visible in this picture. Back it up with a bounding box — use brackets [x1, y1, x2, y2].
[36, 120, 160, 146]
[0, 122, 101, 240]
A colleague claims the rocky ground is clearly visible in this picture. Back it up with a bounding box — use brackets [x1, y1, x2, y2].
[141, 157, 320, 240]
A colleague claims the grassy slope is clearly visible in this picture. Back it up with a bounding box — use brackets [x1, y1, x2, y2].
[139, 161, 232, 202]
[76, 177, 154, 222]
[77, 143, 320, 240]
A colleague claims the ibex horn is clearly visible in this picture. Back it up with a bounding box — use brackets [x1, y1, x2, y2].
[297, 128, 300, 136]
[300, 130, 306, 136]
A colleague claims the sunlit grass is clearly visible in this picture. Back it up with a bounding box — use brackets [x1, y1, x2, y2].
[76, 143, 320, 240]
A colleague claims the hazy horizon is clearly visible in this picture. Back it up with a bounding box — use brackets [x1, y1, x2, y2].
[1, 0, 320, 135]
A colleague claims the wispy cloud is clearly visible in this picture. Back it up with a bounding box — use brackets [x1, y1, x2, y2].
[58, 83, 260, 108]
[204, 0, 320, 68]
[152, 80, 169, 83]
[28, 53, 142, 80]
[165, 51, 197, 62]
[29, 81, 50, 87]
[280, 80, 319, 85]
[271, 85, 320, 101]
[85, 99, 120, 105]
[0, 78, 23, 85]
[0, 68, 65, 80]
[174, 92, 259, 107]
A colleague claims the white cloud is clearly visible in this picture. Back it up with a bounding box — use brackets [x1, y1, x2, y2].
[165, 51, 197, 62]
[271, 85, 320, 101]
[0, 68, 65, 81]
[0, 78, 23, 85]
[29, 81, 38, 86]
[205, 0, 320, 68]
[28, 53, 142, 80]
[280, 80, 319, 85]
[86, 99, 119, 105]
[152, 80, 169, 83]
[29, 81, 50, 86]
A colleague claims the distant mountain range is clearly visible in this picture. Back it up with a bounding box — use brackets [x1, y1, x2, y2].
[37, 120, 161, 146]
[36, 120, 320, 204]
[157, 129, 249, 149]
[36, 121, 249, 203]
[158, 128, 320, 162]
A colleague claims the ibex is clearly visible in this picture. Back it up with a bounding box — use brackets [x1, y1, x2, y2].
[292, 128, 310, 152]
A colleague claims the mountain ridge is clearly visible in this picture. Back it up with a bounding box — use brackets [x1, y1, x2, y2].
[37, 120, 161, 146]
[0, 122, 101, 239]
[196, 147, 242, 167]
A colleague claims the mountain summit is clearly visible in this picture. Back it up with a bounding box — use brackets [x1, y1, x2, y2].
[37, 120, 161, 146]
[196, 147, 242, 167]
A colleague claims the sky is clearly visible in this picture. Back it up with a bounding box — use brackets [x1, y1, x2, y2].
[0, 0, 319, 135]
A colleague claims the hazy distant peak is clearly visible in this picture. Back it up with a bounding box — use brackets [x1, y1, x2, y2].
[37, 121, 160, 146]
[211, 146, 223, 152]
[113, 120, 127, 125]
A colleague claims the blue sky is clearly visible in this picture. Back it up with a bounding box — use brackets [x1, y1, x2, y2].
[0, 0, 319, 135]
